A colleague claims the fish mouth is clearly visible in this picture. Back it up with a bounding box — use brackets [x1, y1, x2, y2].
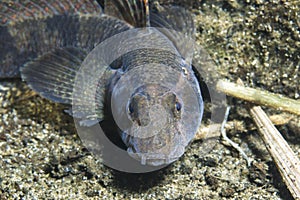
[127, 145, 185, 166]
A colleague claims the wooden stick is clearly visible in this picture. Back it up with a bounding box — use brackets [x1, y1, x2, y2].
[250, 106, 300, 200]
[216, 80, 300, 116]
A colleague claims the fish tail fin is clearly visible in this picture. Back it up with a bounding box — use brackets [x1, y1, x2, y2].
[0, 0, 102, 25]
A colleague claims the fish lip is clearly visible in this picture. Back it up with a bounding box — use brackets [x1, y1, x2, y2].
[127, 145, 185, 166]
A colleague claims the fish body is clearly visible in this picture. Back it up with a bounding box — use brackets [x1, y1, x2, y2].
[0, 0, 204, 166]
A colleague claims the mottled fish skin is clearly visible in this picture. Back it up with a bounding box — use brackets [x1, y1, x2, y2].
[0, 0, 204, 167]
[0, 0, 102, 26]
[0, 0, 129, 78]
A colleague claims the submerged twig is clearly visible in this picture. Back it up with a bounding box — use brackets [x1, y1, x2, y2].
[220, 106, 252, 166]
[216, 80, 300, 116]
[250, 106, 300, 200]
[193, 107, 252, 166]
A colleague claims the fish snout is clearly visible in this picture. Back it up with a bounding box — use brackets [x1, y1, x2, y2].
[127, 142, 186, 166]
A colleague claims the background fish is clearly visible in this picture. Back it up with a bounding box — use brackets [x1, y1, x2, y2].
[0, 0, 204, 166]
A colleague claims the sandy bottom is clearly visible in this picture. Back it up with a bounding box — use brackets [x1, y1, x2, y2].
[0, 1, 299, 199]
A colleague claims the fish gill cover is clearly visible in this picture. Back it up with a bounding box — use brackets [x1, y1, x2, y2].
[0, 0, 226, 172]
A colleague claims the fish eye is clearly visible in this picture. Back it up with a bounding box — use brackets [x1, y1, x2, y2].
[128, 102, 134, 114]
[175, 102, 182, 111]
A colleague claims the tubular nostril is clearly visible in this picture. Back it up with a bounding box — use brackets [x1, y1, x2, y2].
[137, 119, 142, 126]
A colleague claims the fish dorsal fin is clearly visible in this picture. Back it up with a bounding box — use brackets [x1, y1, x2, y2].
[149, 3, 195, 64]
[0, 0, 102, 25]
[104, 0, 149, 27]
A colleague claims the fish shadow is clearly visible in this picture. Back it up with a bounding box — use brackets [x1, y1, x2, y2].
[110, 164, 174, 192]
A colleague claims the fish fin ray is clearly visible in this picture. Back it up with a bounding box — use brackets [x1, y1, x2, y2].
[21, 46, 108, 122]
[150, 3, 195, 63]
[21, 47, 87, 104]
[104, 0, 149, 27]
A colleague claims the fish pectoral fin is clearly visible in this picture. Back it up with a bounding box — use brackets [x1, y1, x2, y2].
[65, 108, 101, 126]
[79, 119, 101, 127]
[104, 0, 149, 27]
[22, 46, 109, 122]
[21, 47, 87, 105]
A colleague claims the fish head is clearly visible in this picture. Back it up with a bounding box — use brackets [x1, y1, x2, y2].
[121, 84, 188, 166]
[111, 62, 203, 167]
